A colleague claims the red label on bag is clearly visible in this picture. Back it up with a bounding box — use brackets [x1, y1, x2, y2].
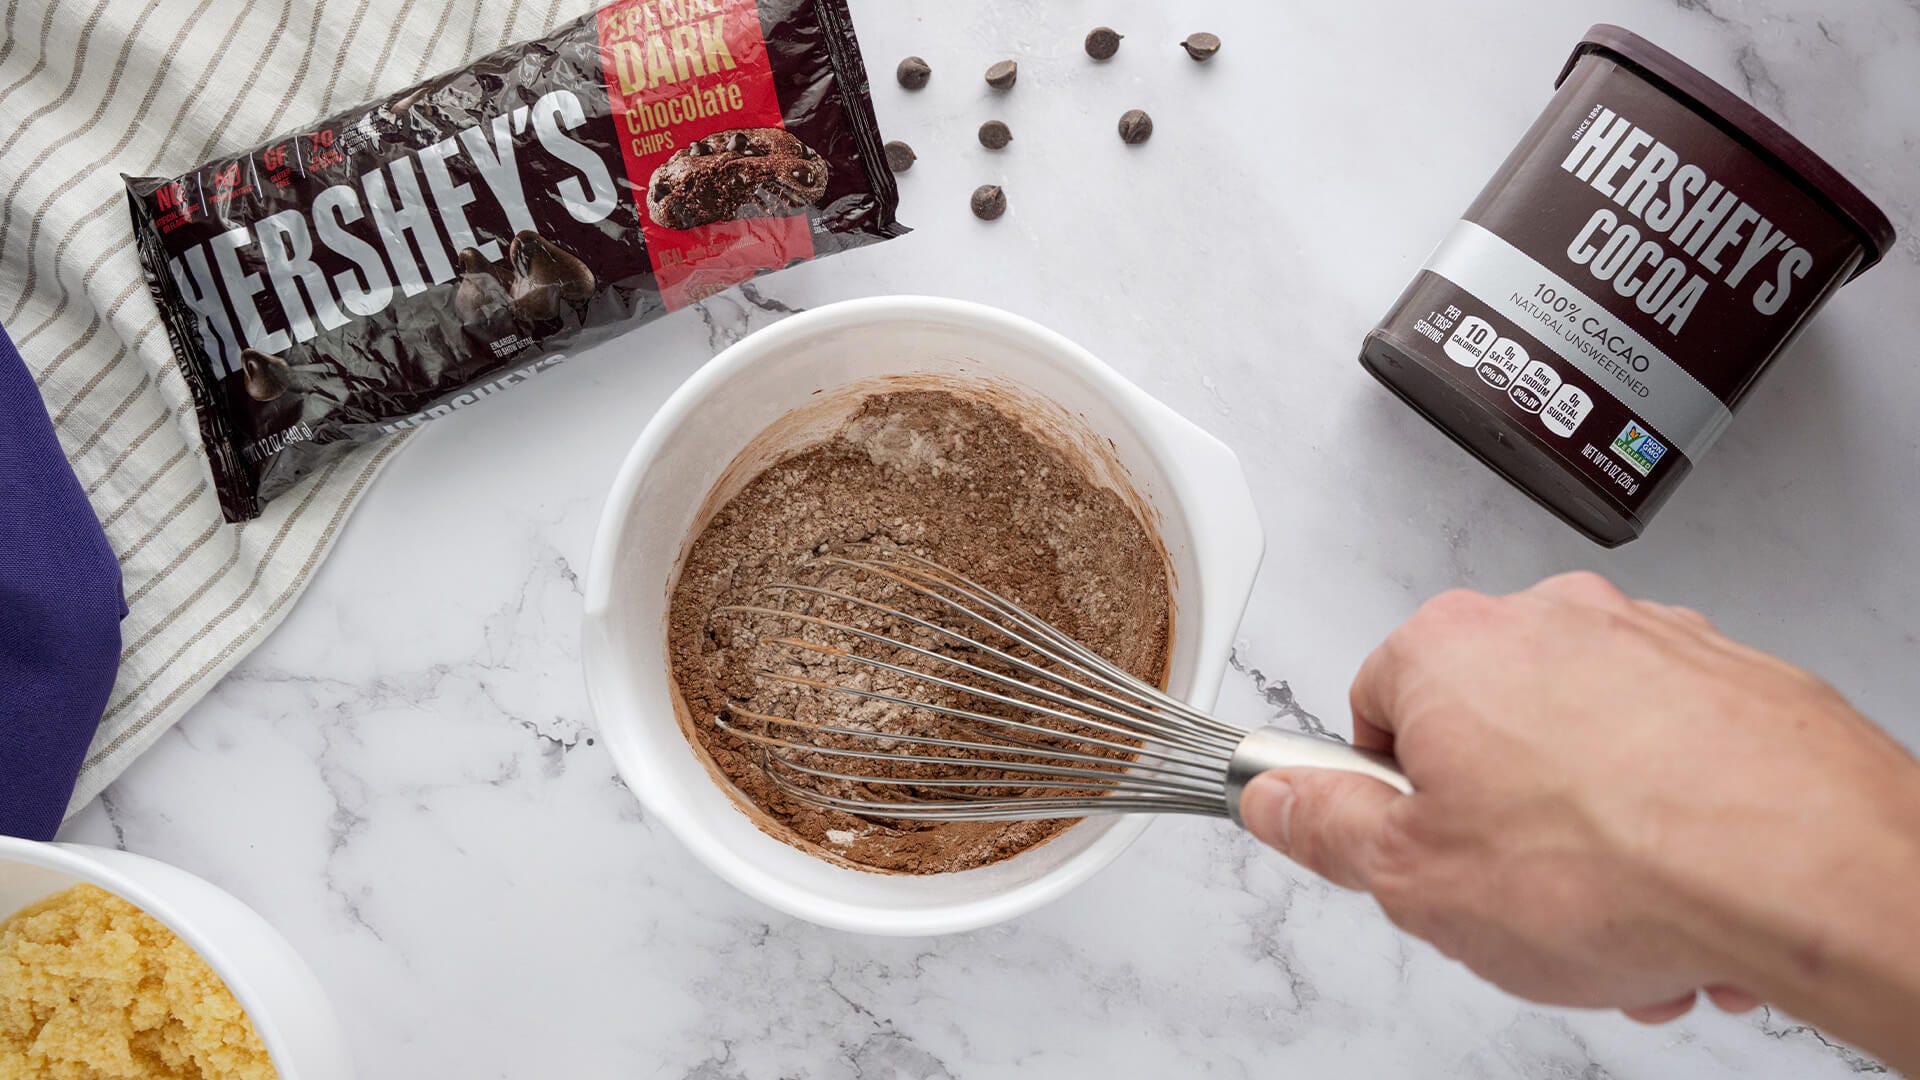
[597, 0, 815, 308]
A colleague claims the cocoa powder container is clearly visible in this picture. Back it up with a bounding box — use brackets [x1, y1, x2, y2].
[1362, 25, 1895, 546]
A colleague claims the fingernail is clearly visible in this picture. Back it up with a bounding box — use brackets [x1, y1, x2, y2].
[1244, 774, 1296, 850]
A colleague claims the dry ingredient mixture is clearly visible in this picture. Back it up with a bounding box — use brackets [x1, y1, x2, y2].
[0, 884, 275, 1080]
[668, 390, 1172, 873]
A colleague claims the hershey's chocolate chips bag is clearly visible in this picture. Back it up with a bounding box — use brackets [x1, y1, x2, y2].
[128, 0, 904, 521]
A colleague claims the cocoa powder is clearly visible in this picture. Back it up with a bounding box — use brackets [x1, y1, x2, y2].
[666, 390, 1172, 873]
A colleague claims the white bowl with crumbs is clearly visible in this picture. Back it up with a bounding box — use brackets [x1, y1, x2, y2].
[0, 837, 351, 1079]
[583, 295, 1265, 935]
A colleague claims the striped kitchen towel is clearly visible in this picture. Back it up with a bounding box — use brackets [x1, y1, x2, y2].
[0, 0, 593, 816]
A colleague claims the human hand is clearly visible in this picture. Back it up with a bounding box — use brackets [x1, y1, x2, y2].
[1239, 573, 1920, 1068]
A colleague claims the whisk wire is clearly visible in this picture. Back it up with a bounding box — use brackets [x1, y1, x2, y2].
[763, 767, 1226, 821]
[840, 553, 1250, 744]
[714, 550, 1259, 821]
[767, 751, 1223, 802]
[723, 607, 1236, 761]
[718, 706, 1228, 791]
[820, 556, 1223, 727]
[738, 581, 1241, 753]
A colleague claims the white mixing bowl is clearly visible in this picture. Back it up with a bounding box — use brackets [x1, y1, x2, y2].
[582, 296, 1264, 935]
[0, 837, 353, 1079]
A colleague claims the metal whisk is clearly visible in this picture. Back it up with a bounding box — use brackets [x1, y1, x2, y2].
[709, 550, 1410, 826]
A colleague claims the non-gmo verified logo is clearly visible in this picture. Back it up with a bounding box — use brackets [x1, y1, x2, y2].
[1611, 421, 1667, 476]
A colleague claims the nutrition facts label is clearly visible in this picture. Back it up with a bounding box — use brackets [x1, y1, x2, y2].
[1443, 313, 1587, 439]
[1379, 208, 1760, 527]
[1443, 316, 1495, 367]
[1510, 360, 1559, 413]
[1475, 337, 1528, 391]
[1541, 383, 1594, 436]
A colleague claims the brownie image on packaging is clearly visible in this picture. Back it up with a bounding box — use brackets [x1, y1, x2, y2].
[646, 127, 830, 230]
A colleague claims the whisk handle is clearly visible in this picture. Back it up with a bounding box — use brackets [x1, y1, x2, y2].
[1224, 727, 1413, 827]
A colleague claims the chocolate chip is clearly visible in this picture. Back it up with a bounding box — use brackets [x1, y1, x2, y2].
[896, 56, 931, 90]
[790, 165, 815, 186]
[455, 249, 510, 320]
[1085, 26, 1123, 60]
[458, 247, 495, 283]
[457, 247, 491, 276]
[727, 132, 751, 153]
[688, 140, 710, 157]
[1117, 109, 1153, 145]
[241, 348, 292, 402]
[884, 139, 916, 173]
[459, 247, 513, 290]
[970, 184, 1006, 221]
[978, 120, 1011, 150]
[508, 231, 595, 320]
[1180, 32, 1221, 61]
[652, 180, 669, 200]
[984, 60, 1017, 90]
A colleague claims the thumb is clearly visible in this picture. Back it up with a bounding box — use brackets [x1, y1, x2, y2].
[1240, 768, 1404, 891]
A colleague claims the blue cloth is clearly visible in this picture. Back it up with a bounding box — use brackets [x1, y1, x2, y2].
[1, 320, 124, 840]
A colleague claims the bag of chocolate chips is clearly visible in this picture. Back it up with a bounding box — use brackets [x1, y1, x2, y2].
[127, 0, 905, 522]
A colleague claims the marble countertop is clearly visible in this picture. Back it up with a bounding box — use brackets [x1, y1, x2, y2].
[59, 0, 1920, 1076]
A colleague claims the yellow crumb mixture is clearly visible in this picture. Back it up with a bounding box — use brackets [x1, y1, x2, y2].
[0, 884, 276, 1080]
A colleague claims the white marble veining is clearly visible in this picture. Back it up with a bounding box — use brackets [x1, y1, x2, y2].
[58, 0, 1920, 1076]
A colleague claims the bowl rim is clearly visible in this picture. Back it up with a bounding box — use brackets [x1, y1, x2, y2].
[0, 836, 310, 1075]
[582, 295, 1264, 935]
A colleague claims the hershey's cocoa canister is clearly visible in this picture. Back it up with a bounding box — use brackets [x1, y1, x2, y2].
[1361, 25, 1895, 546]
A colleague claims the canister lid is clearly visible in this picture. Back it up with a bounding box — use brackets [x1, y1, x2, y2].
[1561, 24, 1896, 278]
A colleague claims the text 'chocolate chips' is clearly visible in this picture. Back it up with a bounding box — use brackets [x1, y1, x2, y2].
[884, 139, 917, 172]
[1181, 32, 1222, 61]
[978, 120, 1011, 150]
[1117, 109, 1153, 144]
[897, 55, 931, 89]
[1085, 26, 1123, 60]
[970, 184, 1006, 220]
[985, 60, 1018, 90]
